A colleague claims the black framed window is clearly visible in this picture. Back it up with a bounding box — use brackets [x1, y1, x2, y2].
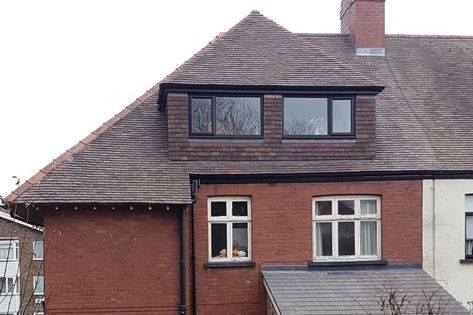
[466, 195, 473, 259]
[190, 96, 262, 137]
[283, 96, 355, 137]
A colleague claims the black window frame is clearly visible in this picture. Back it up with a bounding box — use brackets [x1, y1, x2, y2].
[188, 94, 264, 139]
[282, 95, 356, 139]
[466, 195, 473, 259]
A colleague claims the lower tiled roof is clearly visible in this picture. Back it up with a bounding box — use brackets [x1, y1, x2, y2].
[5, 32, 473, 205]
[262, 265, 470, 315]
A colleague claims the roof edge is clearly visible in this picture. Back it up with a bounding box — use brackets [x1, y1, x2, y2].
[158, 83, 385, 109]
[5, 84, 161, 205]
[192, 169, 473, 184]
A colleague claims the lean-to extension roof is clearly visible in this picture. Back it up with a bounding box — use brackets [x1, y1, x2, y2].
[262, 265, 470, 315]
[5, 12, 473, 205]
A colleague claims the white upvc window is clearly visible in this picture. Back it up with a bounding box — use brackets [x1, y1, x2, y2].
[208, 197, 252, 262]
[33, 276, 44, 295]
[313, 195, 381, 261]
[33, 241, 44, 261]
[0, 277, 19, 295]
[0, 240, 19, 261]
[465, 195, 473, 259]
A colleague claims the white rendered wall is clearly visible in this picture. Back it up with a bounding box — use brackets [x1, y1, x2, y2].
[423, 179, 473, 310]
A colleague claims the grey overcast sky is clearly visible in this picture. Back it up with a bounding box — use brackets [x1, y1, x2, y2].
[1, 0, 472, 198]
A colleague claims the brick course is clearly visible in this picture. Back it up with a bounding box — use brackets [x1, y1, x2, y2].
[0, 216, 43, 314]
[167, 93, 376, 161]
[341, 0, 386, 49]
[193, 180, 422, 315]
[43, 207, 184, 314]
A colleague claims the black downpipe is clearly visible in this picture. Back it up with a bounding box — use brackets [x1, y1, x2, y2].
[191, 203, 197, 315]
[178, 207, 186, 315]
[190, 180, 199, 315]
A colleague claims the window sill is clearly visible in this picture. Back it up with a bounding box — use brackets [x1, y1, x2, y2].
[204, 261, 256, 269]
[308, 259, 387, 267]
[460, 259, 473, 264]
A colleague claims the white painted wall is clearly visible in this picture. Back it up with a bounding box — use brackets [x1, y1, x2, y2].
[423, 179, 473, 311]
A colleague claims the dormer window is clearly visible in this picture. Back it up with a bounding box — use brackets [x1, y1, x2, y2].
[283, 97, 354, 137]
[190, 96, 262, 137]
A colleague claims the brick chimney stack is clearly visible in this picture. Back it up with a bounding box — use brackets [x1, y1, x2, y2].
[340, 0, 386, 56]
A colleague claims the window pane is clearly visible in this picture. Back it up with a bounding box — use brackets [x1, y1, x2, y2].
[361, 200, 377, 215]
[191, 98, 212, 134]
[466, 195, 473, 212]
[332, 99, 352, 133]
[210, 202, 226, 217]
[338, 200, 354, 215]
[338, 222, 355, 256]
[284, 98, 328, 136]
[361, 221, 377, 255]
[232, 223, 248, 258]
[467, 216, 473, 239]
[34, 276, 44, 295]
[232, 201, 248, 217]
[0, 278, 5, 294]
[315, 201, 332, 216]
[216, 97, 261, 136]
[211, 224, 227, 259]
[7, 278, 14, 294]
[0, 243, 14, 260]
[34, 241, 44, 260]
[316, 223, 332, 256]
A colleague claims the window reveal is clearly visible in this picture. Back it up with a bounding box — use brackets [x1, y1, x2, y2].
[208, 197, 251, 262]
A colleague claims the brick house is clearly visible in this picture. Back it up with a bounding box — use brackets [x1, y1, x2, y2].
[4, 0, 473, 314]
[0, 208, 44, 315]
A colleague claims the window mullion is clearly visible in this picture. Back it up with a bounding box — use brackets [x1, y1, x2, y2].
[227, 222, 232, 259]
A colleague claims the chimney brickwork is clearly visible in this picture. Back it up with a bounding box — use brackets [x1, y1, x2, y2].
[341, 0, 386, 56]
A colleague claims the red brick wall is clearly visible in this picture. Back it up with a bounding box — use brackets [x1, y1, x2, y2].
[266, 295, 278, 315]
[43, 207, 183, 314]
[341, 0, 385, 49]
[167, 93, 376, 161]
[194, 180, 422, 315]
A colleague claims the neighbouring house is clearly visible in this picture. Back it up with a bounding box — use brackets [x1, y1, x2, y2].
[4, 0, 473, 314]
[0, 207, 44, 315]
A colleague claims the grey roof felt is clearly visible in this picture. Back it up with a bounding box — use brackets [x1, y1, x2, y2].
[6, 12, 473, 204]
[262, 266, 470, 315]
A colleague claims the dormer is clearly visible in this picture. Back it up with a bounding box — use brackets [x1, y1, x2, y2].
[158, 11, 383, 161]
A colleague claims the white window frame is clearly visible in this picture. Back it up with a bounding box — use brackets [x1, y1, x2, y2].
[207, 196, 252, 262]
[0, 240, 19, 261]
[0, 277, 19, 295]
[312, 195, 381, 261]
[33, 241, 44, 261]
[33, 276, 44, 296]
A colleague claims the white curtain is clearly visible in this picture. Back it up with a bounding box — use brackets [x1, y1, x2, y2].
[467, 241, 473, 256]
[316, 223, 323, 256]
[0, 244, 12, 260]
[361, 221, 377, 255]
[361, 200, 377, 215]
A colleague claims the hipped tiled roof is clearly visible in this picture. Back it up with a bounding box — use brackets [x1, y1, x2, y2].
[262, 265, 470, 314]
[6, 12, 473, 205]
[162, 10, 378, 88]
